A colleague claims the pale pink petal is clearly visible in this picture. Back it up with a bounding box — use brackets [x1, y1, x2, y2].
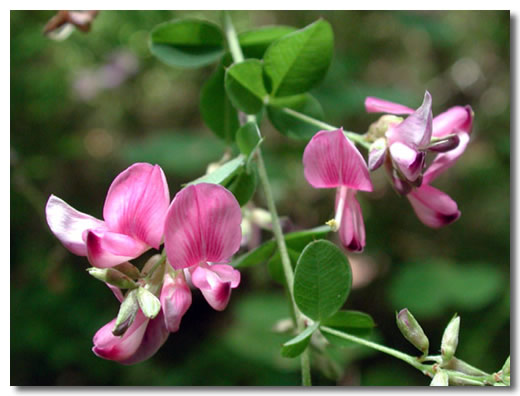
[423, 132, 470, 184]
[407, 185, 460, 228]
[45, 195, 105, 256]
[432, 105, 473, 138]
[164, 183, 242, 270]
[190, 263, 240, 311]
[106, 283, 124, 303]
[303, 129, 373, 191]
[119, 311, 170, 365]
[160, 273, 192, 333]
[368, 139, 387, 172]
[365, 97, 415, 114]
[386, 91, 432, 148]
[389, 142, 425, 182]
[86, 229, 149, 268]
[337, 189, 366, 252]
[103, 163, 170, 249]
[92, 311, 149, 362]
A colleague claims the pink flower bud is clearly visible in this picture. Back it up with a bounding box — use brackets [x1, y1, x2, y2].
[160, 273, 192, 332]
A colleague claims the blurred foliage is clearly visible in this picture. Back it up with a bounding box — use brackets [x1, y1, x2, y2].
[11, 10, 509, 385]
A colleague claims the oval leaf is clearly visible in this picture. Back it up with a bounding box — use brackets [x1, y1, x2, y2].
[281, 321, 320, 358]
[321, 310, 375, 330]
[225, 59, 268, 114]
[236, 121, 261, 157]
[149, 18, 225, 68]
[239, 25, 297, 58]
[224, 165, 258, 206]
[263, 19, 333, 97]
[294, 240, 352, 321]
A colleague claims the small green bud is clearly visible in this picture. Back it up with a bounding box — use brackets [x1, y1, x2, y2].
[113, 262, 141, 280]
[141, 254, 162, 277]
[396, 309, 429, 356]
[137, 286, 161, 319]
[441, 315, 460, 363]
[430, 370, 449, 386]
[366, 115, 404, 141]
[86, 267, 137, 289]
[112, 289, 139, 336]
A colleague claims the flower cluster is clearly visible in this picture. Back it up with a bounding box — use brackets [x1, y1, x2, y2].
[46, 163, 242, 364]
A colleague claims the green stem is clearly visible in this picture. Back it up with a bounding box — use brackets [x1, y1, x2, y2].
[223, 11, 311, 386]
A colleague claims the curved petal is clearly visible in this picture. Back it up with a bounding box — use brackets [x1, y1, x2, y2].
[337, 189, 366, 253]
[160, 273, 192, 333]
[365, 97, 415, 114]
[190, 263, 240, 311]
[423, 132, 470, 184]
[407, 185, 460, 228]
[386, 91, 432, 148]
[103, 163, 170, 249]
[45, 195, 105, 256]
[432, 105, 473, 138]
[389, 142, 425, 182]
[119, 311, 170, 365]
[92, 311, 149, 362]
[86, 229, 149, 268]
[303, 129, 373, 191]
[164, 183, 242, 270]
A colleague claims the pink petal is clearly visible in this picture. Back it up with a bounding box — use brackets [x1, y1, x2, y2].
[92, 311, 149, 362]
[337, 189, 366, 252]
[386, 91, 433, 148]
[365, 97, 415, 114]
[389, 142, 425, 182]
[432, 105, 473, 138]
[160, 273, 192, 333]
[86, 229, 149, 268]
[368, 139, 387, 172]
[119, 311, 170, 365]
[103, 163, 170, 249]
[164, 183, 242, 270]
[407, 185, 460, 228]
[190, 263, 240, 311]
[303, 129, 373, 191]
[45, 195, 105, 256]
[423, 132, 470, 184]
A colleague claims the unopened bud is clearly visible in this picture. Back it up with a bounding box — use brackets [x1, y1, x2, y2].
[430, 370, 449, 386]
[368, 138, 387, 171]
[113, 262, 141, 280]
[250, 208, 273, 230]
[427, 134, 460, 153]
[396, 309, 429, 355]
[113, 289, 139, 336]
[87, 267, 137, 289]
[367, 115, 404, 140]
[137, 286, 161, 319]
[441, 315, 460, 363]
[141, 254, 162, 277]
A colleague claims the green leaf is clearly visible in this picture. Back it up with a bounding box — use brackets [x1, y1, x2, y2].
[322, 310, 375, 330]
[187, 156, 245, 187]
[136, 287, 161, 319]
[293, 240, 352, 321]
[263, 19, 333, 97]
[239, 25, 297, 59]
[225, 59, 268, 114]
[281, 321, 320, 358]
[149, 18, 225, 68]
[267, 94, 325, 139]
[224, 165, 258, 206]
[231, 240, 277, 269]
[200, 63, 240, 143]
[268, 248, 300, 285]
[236, 122, 261, 156]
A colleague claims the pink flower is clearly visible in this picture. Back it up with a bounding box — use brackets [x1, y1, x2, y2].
[160, 272, 192, 332]
[303, 129, 373, 252]
[46, 163, 170, 268]
[163, 183, 242, 310]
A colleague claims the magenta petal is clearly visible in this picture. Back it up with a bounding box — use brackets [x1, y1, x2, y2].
[92, 311, 149, 362]
[86, 229, 149, 268]
[423, 132, 470, 184]
[190, 263, 240, 311]
[337, 189, 366, 253]
[103, 163, 170, 249]
[160, 273, 192, 333]
[407, 185, 460, 228]
[45, 195, 105, 256]
[386, 91, 433, 148]
[119, 311, 170, 365]
[432, 105, 473, 138]
[389, 142, 425, 182]
[303, 129, 373, 191]
[365, 97, 415, 115]
[164, 183, 242, 270]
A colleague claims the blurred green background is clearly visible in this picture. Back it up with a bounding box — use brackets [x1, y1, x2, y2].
[11, 10, 509, 386]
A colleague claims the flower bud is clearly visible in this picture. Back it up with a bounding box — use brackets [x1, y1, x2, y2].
[113, 262, 141, 280]
[367, 115, 404, 140]
[87, 267, 137, 289]
[427, 134, 460, 153]
[160, 272, 192, 332]
[441, 315, 460, 363]
[368, 138, 387, 171]
[137, 286, 161, 319]
[396, 309, 429, 355]
[430, 370, 449, 386]
[113, 289, 139, 336]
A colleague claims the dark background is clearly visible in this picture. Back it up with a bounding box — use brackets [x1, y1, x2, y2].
[11, 10, 510, 385]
